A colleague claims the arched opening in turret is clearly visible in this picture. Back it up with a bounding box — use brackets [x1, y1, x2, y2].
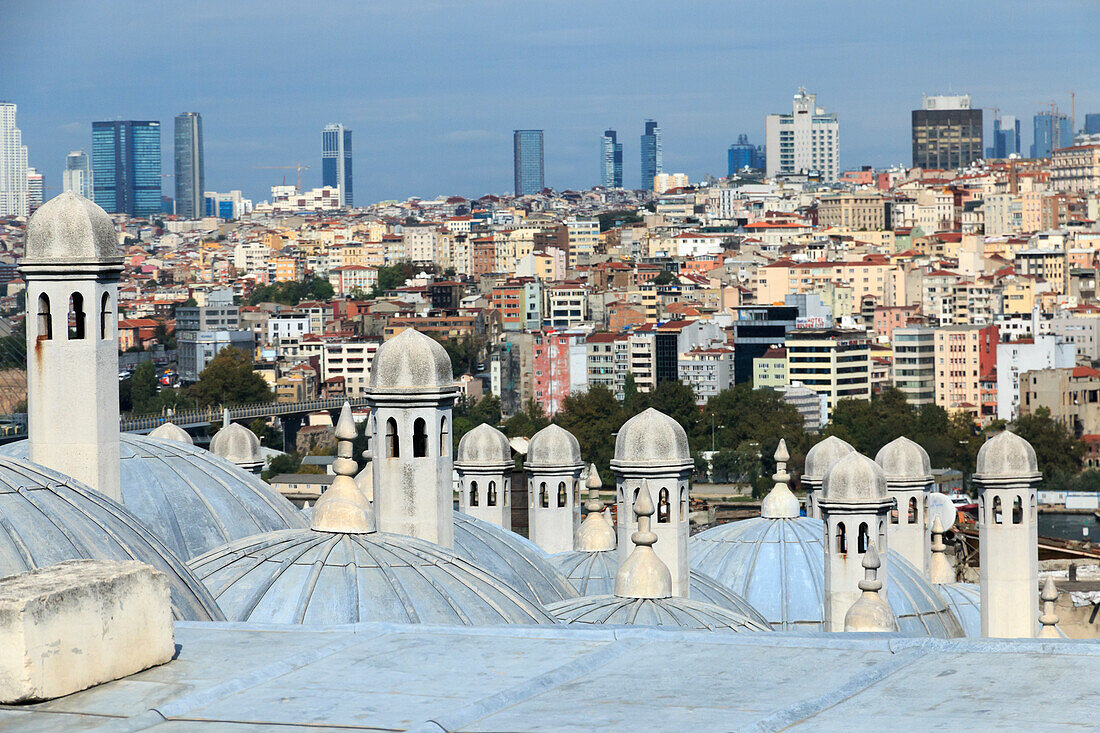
[992, 495, 1003, 524]
[836, 521, 847, 553]
[680, 486, 688, 517]
[37, 294, 52, 340]
[889, 497, 899, 524]
[1012, 495, 1023, 524]
[100, 292, 111, 340]
[573, 479, 580, 507]
[1030, 494, 1037, 522]
[385, 418, 400, 458]
[857, 522, 870, 553]
[657, 488, 670, 523]
[503, 477, 509, 506]
[67, 292, 85, 340]
[469, 480, 479, 507]
[412, 417, 428, 457]
[539, 482, 548, 507]
[439, 416, 449, 457]
[487, 481, 497, 506]
[907, 497, 918, 524]
[557, 481, 567, 507]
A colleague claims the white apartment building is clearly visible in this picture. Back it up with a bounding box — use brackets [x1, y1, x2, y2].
[322, 340, 380, 397]
[403, 226, 438, 264]
[653, 173, 689, 194]
[233, 242, 272, 277]
[995, 335, 1076, 421]
[678, 346, 735, 405]
[266, 185, 342, 213]
[563, 217, 599, 268]
[267, 313, 312, 347]
[0, 102, 29, 217]
[545, 283, 587, 328]
[329, 265, 377, 295]
[765, 88, 839, 182]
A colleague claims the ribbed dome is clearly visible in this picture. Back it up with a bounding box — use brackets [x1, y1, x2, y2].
[0, 435, 307, 562]
[548, 550, 771, 627]
[803, 436, 855, 482]
[455, 424, 512, 467]
[612, 407, 691, 465]
[690, 515, 964, 637]
[368, 328, 454, 390]
[975, 430, 1040, 479]
[546, 594, 772, 631]
[209, 422, 263, 467]
[148, 421, 194, 445]
[938, 582, 981, 638]
[526, 424, 582, 469]
[875, 436, 931, 482]
[452, 512, 577, 606]
[822, 452, 887, 501]
[0, 455, 222, 621]
[188, 528, 554, 625]
[24, 191, 120, 264]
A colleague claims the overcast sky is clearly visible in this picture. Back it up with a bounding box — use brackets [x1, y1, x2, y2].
[5, 1, 1099, 205]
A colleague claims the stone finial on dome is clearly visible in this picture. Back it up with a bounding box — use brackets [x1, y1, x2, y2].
[575, 464, 615, 552]
[614, 481, 672, 599]
[209, 422, 263, 473]
[148, 421, 193, 445]
[368, 327, 455, 391]
[761, 439, 800, 519]
[312, 403, 374, 533]
[822, 452, 888, 502]
[929, 516, 954, 584]
[874, 436, 932, 485]
[974, 430, 1040, 484]
[843, 544, 897, 633]
[803, 436, 856, 483]
[1038, 576, 1060, 639]
[23, 191, 122, 265]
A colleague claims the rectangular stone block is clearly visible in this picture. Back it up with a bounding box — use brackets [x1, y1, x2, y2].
[0, 559, 175, 703]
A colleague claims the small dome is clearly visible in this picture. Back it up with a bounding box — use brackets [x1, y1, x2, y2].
[875, 436, 931, 482]
[189, 528, 554, 625]
[822, 452, 887, 502]
[209, 422, 263, 468]
[525, 424, 582, 469]
[0, 435, 307, 562]
[546, 594, 772, 631]
[0, 455, 221, 621]
[975, 430, 1040, 480]
[368, 328, 454, 390]
[803, 436, 855, 482]
[148, 421, 193, 445]
[612, 407, 691, 466]
[23, 191, 120, 264]
[452, 512, 577, 606]
[455, 423, 512, 467]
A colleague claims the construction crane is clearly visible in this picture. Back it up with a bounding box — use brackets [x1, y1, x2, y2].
[254, 164, 310, 193]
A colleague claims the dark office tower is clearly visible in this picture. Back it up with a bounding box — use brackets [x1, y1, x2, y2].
[513, 129, 544, 196]
[1030, 112, 1072, 158]
[728, 134, 764, 175]
[911, 95, 983, 170]
[91, 120, 162, 217]
[991, 116, 1021, 158]
[322, 123, 353, 207]
[601, 129, 623, 188]
[640, 119, 662, 189]
[174, 113, 204, 219]
[1085, 114, 1100, 136]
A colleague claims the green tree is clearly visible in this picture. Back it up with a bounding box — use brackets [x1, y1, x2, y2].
[130, 361, 159, 413]
[651, 270, 676, 285]
[439, 334, 485, 376]
[503, 399, 549, 439]
[639, 380, 700, 441]
[621, 372, 642, 414]
[249, 418, 282, 449]
[371, 263, 419, 296]
[704, 383, 806, 478]
[188, 347, 274, 406]
[596, 209, 642, 232]
[1010, 406, 1085, 478]
[554, 385, 625, 479]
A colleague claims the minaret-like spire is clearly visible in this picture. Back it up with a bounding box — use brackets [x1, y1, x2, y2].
[574, 464, 616, 552]
[614, 481, 672, 599]
[1038, 576, 1060, 639]
[311, 402, 373, 533]
[928, 516, 954, 584]
[843, 544, 897, 633]
[760, 439, 799, 518]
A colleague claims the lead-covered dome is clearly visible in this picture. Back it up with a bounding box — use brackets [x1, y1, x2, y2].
[455, 424, 512, 467]
[612, 407, 691, 465]
[188, 527, 554, 625]
[803, 436, 855, 484]
[148, 421, 193, 445]
[0, 434, 307, 562]
[526, 424, 582, 469]
[23, 191, 120, 264]
[975, 430, 1040, 480]
[209, 422, 263, 469]
[875, 436, 932, 482]
[546, 594, 772, 631]
[368, 328, 454, 390]
[938, 582, 981, 638]
[0, 455, 222, 621]
[822, 452, 887, 501]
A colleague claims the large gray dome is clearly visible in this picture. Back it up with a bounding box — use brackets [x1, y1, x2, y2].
[0, 434, 308, 562]
[24, 191, 120, 264]
[690, 515, 965, 637]
[613, 407, 691, 465]
[546, 594, 772, 631]
[526, 424, 582, 469]
[368, 328, 454, 391]
[455, 424, 512, 467]
[452, 512, 577, 605]
[188, 528, 554, 625]
[0, 455, 222, 621]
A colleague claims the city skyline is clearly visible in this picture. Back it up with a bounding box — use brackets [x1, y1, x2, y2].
[3, 2, 1100, 205]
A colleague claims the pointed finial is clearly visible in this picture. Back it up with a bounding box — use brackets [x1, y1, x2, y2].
[844, 544, 897, 632]
[929, 516, 954, 583]
[1038, 576, 1060, 639]
[574, 464, 616, 552]
[311, 401, 373, 533]
[613, 481, 672, 599]
[761, 438, 800, 518]
[584, 464, 602, 512]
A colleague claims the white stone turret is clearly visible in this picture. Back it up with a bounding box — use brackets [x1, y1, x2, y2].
[802, 436, 855, 519]
[614, 481, 672, 599]
[455, 423, 513, 530]
[974, 430, 1040, 638]
[818, 452, 892, 632]
[575, 464, 615, 552]
[875, 436, 932, 575]
[525, 424, 584, 554]
[22, 192, 123, 500]
[366, 328, 458, 547]
[843, 544, 897, 633]
[610, 407, 694, 596]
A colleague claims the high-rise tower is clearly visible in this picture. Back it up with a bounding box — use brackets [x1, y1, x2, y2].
[322, 123, 353, 207]
[63, 151, 93, 199]
[601, 129, 622, 188]
[91, 120, 162, 217]
[766, 89, 839, 182]
[513, 129, 544, 196]
[640, 120, 662, 190]
[174, 113, 204, 219]
[911, 95, 983, 170]
[0, 102, 28, 217]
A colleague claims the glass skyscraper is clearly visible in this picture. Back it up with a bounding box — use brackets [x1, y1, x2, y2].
[513, 129, 544, 196]
[991, 116, 1021, 158]
[728, 134, 764, 175]
[1031, 112, 1072, 158]
[322, 123, 353, 207]
[174, 113, 204, 219]
[1085, 114, 1100, 136]
[91, 120, 162, 217]
[640, 119, 662, 190]
[63, 150, 93, 199]
[601, 129, 622, 188]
